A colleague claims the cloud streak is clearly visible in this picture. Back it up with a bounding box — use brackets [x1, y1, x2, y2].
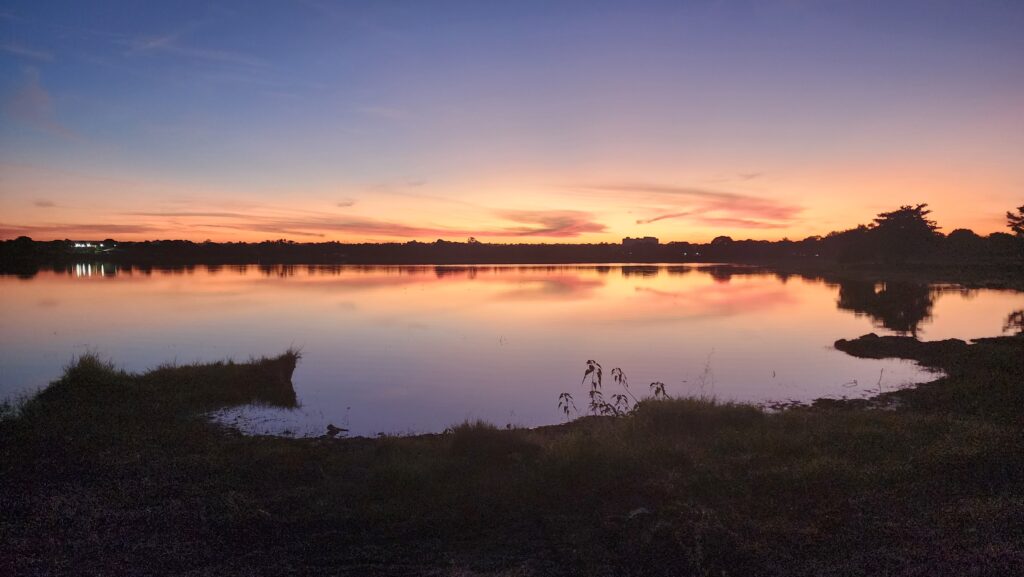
[121, 208, 607, 240]
[124, 16, 269, 71]
[1, 43, 53, 62]
[131, 39, 267, 68]
[496, 210, 607, 237]
[127, 211, 256, 219]
[583, 183, 801, 229]
[0, 223, 164, 238]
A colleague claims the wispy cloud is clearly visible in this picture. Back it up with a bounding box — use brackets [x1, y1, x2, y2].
[127, 211, 254, 219]
[4, 68, 77, 139]
[131, 40, 267, 69]
[124, 16, 267, 70]
[122, 207, 606, 240]
[336, 199, 356, 208]
[704, 172, 765, 184]
[582, 183, 801, 229]
[495, 210, 607, 237]
[690, 216, 793, 229]
[33, 199, 56, 208]
[1, 43, 53, 62]
[635, 211, 693, 224]
[0, 223, 163, 238]
[201, 222, 328, 238]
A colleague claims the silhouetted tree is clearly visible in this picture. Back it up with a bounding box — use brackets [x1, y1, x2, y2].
[872, 203, 938, 235]
[827, 225, 873, 262]
[869, 204, 940, 262]
[947, 229, 980, 242]
[1008, 206, 1024, 236]
[1004, 310, 1024, 335]
[945, 228, 983, 260]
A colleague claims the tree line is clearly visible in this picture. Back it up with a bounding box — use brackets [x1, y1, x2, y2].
[2, 204, 1022, 268]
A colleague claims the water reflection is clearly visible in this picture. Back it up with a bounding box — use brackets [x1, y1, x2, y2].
[836, 281, 934, 336]
[621, 266, 660, 278]
[1, 264, 1021, 435]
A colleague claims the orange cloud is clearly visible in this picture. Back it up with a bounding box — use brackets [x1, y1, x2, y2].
[119, 209, 607, 240]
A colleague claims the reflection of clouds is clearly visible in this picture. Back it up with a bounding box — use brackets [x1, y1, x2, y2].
[236, 265, 607, 300]
[39, 266, 610, 324]
[622, 282, 796, 323]
[23, 264, 845, 325]
[30, 265, 798, 312]
[495, 277, 604, 301]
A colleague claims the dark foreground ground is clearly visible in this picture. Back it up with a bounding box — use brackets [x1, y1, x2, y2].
[2, 334, 1022, 576]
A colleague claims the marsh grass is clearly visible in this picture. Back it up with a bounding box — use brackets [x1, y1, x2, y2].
[2, 338, 1022, 576]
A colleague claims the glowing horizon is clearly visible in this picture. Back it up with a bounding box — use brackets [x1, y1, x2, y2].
[2, 1, 1022, 243]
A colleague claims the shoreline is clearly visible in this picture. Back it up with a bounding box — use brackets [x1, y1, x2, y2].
[3, 332, 1021, 575]
[6, 259, 1023, 289]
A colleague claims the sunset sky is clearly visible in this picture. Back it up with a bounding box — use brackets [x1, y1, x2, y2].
[1, 0, 1021, 243]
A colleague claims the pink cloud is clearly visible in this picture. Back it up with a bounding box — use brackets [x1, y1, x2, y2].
[585, 183, 801, 229]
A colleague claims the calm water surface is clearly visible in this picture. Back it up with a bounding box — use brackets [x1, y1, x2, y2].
[2, 264, 1021, 436]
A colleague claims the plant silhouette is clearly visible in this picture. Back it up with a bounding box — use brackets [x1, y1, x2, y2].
[559, 361, 671, 419]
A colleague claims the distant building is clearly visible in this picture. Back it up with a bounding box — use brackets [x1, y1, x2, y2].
[70, 240, 117, 252]
[622, 236, 659, 247]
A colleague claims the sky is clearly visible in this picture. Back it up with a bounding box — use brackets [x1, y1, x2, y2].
[1, 0, 1022, 243]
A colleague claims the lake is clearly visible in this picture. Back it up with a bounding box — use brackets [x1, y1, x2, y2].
[1, 264, 1021, 436]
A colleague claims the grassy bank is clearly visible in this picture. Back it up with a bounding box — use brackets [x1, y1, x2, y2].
[2, 337, 1022, 576]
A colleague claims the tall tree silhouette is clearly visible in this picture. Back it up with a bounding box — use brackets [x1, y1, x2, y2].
[870, 204, 940, 262]
[1008, 205, 1024, 236]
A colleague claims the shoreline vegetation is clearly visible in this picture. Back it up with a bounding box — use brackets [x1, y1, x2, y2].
[3, 332, 1022, 575]
[2, 205, 1023, 272]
